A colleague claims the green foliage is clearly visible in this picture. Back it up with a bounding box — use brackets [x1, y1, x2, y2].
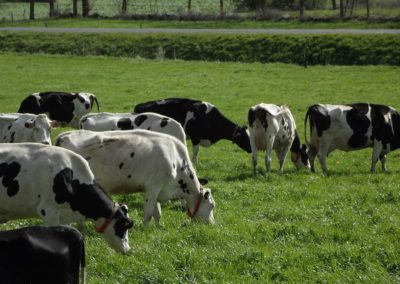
[0, 31, 399, 65]
[0, 53, 400, 283]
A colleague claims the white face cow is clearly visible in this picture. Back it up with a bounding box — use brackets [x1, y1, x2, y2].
[0, 113, 59, 145]
[56, 129, 216, 226]
[0, 143, 134, 254]
[79, 112, 186, 144]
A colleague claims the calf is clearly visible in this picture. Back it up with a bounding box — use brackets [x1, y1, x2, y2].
[79, 112, 186, 144]
[134, 98, 251, 164]
[305, 103, 400, 174]
[248, 104, 309, 175]
[0, 225, 85, 284]
[0, 113, 58, 145]
[18, 92, 100, 128]
[0, 143, 133, 253]
[56, 129, 215, 226]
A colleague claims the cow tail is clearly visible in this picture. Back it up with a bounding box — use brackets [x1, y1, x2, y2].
[304, 107, 310, 147]
[93, 97, 100, 112]
[81, 236, 86, 284]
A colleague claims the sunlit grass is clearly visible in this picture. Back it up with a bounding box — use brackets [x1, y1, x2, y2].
[0, 53, 400, 282]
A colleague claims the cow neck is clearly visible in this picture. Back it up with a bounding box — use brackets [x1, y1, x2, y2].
[95, 204, 117, 233]
[219, 120, 240, 142]
[187, 189, 203, 218]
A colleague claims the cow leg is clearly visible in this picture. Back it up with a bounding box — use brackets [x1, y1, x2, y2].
[143, 189, 161, 227]
[192, 144, 200, 165]
[153, 202, 162, 227]
[276, 144, 291, 174]
[380, 153, 387, 172]
[317, 144, 329, 175]
[308, 145, 318, 173]
[371, 142, 383, 173]
[264, 136, 275, 173]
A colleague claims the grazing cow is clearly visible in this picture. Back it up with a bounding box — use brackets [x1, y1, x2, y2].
[134, 98, 251, 163]
[305, 103, 400, 175]
[0, 225, 85, 284]
[0, 143, 134, 253]
[0, 113, 59, 145]
[248, 104, 309, 175]
[18, 92, 100, 128]
[56, 129, 215, 226]
[79, 112, 186, 143]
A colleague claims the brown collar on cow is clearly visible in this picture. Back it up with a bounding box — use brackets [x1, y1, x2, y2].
[232, 126, 239, 144]
[96, 205, 118, 234]
[187, 190, 203, 219]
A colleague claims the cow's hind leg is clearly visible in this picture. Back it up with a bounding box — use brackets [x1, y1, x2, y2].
[371, 142, 383, 173]
[276, 144, 291, 174]
[264, 136, 275, 173]
[380, 153, 387, 172]
[153, 202, 162, 227]
[317, 143, 330, 176]
[143, 188, 161, 227]
[308, 145, 318, 173]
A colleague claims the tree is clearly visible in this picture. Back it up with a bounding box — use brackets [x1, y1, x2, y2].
[29, 0, 35, 20]
[49, 0, 54, 18]
[121, 0, 128, 14]
[82, 0, 89, 17]
[220, 0, 224, 17]
[366, 0, 370, 18]
[332, 0, 337, 9]
[73, 0, 78, 17]
[299, 0, 305, 18]
[339, 0, 344, 18]
[188, 0, 191, 12]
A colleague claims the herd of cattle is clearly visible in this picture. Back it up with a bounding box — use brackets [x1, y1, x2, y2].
[1, 91, 399, 283]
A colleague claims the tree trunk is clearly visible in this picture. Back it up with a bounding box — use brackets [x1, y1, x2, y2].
[29, 0, 35, 20]
[349, 0, 355, 17]
[82, 0, 89, 17]
[332, 0, 337, 9]
[366, 0, 370, 18]
[299, 0, 305, 18]
[121, 0, 128, 14]
[73, 0, 78, 17]
[49, 0, 54, 18]
[339, 0, 344, 18]
[188, 0, 191, 12]
[220, 0, 224, 17]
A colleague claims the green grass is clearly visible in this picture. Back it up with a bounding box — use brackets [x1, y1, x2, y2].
[1, 53, 400, 282]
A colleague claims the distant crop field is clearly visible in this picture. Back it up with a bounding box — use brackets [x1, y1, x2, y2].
[0, 53, 400, 283]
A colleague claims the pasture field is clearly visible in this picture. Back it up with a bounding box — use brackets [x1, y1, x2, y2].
[1, 52, 400, 283]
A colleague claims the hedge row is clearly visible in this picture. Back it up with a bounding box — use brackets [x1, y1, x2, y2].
[0, 32, 399, 65]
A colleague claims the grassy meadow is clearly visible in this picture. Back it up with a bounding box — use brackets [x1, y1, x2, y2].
[0, 53, 400, 282]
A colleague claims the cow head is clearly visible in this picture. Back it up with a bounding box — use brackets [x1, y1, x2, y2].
[291, 144, 310, 170]
[71, 93, 99, 128]
[98, 203, 134, 254]
[24, 114, 59, 145]
[233, 126, 252, 153]
[188, 188, 215, 224]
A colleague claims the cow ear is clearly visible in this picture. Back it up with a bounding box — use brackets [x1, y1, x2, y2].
[24, 121, 34, 128]
[204, 190, 210, 200]
[50, 120, 61, 128]
[198, 178, 208, 185]
[120, 204, 129, 215]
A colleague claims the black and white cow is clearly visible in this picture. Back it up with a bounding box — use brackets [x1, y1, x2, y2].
[0, 143, 133, 253]
[134, 98, 251, 163]
[0, 113, 59, 145]
[0, 225, 85, 284]
[305, 103, 400, 174]
[79, 112, 186, 144]
[18, 92, 100, 128]
[248, 104, 309, 175]
[56, 129, 215, 226]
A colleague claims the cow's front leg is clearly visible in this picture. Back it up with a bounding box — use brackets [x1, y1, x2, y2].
[192, 144, 200, 165]
[317, 144, 329, 175]
[371, 142, 383, 173]
[380, 153, 387, 172]
[153, 202, 162, 227]
[264, 136, 275, 173]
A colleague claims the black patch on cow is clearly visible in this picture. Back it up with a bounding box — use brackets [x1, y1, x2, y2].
[85, 156, 91, 161]
[38, 195, 40, 198]
[85, 103, 90, 110]
[134, 115, 147, 127]
[346, 104, 371, 148]
[160, 118, 169, 128]
[17, 95, 42, 114]
[370, 104, 397, 147]
[41, 209, 46, 216]
[77, 94, 86, 103]
[147, 127, 151, 130]
[290, 131, 302, 153]
[281, 117, 285, 125]
[130, 152, 135, 158]
[119, 162, 124, 170]
[307, 105, 331, 137]
[0, 162, 21, 197]
[7, 125, 12, 130]
[173, 163, 176, 169]
[248, 109, 256, 127]
[178, 179, 189, 194]
[10, 132, 15, 143]
[3, 136, 6, 140]
[127, 175, 131, 179]
[117, 118, 134, 130]
[52, 168, 112, 220]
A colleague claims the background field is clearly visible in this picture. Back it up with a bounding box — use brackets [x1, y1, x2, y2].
[1, 53, 400, 282]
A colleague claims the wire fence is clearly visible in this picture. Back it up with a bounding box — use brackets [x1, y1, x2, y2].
[1, 0, 399, 22]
